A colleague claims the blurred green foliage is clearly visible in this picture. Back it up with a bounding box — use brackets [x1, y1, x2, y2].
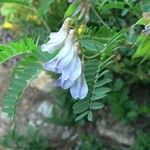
[0, 126, 51, 149]
[131, 132, 150, 150]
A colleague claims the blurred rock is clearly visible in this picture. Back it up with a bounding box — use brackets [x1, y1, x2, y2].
[0, 110, 11, 136]
[0, 66, 11, 104]
[62, 128, 71, 140]
[96, 119, 135, 146]
[31, 71, 53, 92]
[37, 101, 53, 118]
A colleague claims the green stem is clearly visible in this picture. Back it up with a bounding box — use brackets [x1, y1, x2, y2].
[90, 5, 109, 27]
[84, 53, 99, 59]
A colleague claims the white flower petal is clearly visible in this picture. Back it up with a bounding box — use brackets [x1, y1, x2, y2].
[41, 41, 63, 53]
[41, 18, 71, 53]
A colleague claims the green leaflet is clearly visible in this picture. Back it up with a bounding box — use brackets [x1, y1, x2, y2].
[87, 111, 93, 121]
[91, 93, 106, 101]
[113, 78, 124, 91]
[38, 0, 54, 16]
[95, 78, 112, 88]
[90, 102, 105, 110]
[73, 101, 89, 114]
[0, 38, 38, 64]
[133, 35, 150, 62]
[80, 38, 104, 52]
[0, 0, 29, 5]
[133, 17, 150, 26]
[142, 0, 150, 12]
[75, 111, 89, 121]
[64, 2, 79, 18]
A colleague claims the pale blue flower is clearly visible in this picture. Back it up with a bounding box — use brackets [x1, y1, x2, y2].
[41, 24, 88, 100]
[41, 18, 71, 53]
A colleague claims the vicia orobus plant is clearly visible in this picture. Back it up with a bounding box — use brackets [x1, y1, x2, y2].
[1, 0, 125, 122]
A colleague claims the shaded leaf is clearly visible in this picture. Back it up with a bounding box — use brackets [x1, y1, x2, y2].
[90, 102, 105, 110]
[75, 111, 89, 121]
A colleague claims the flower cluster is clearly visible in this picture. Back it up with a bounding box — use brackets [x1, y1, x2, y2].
[41, 18, 88, 100]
